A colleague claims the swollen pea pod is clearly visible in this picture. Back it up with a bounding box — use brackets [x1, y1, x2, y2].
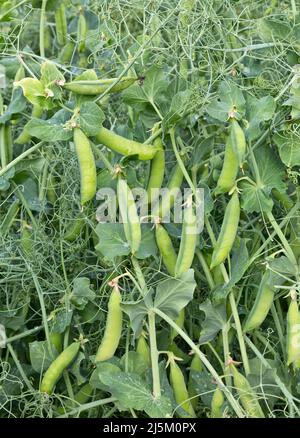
[55, 3, 67, 46]
[95, 281, 123, 362]
[230, 363, 265, 418]
[243, 271, 275, 333]
[210, 191, 240, 269]
[40, 341, 81, 394]
[175, 195, 198, 278]
[73, 128, 97, 205]
[156, 163, 184, 220]
[155, 223, 177, 276]
[77, 10, 87, 53]
[0, 123, 7, 168]
[64, 216, 85, 242]
[136, 335, 151, 365]
[146, 135, 165, 205]
[4, 124, 13, 163]
[15, 105, 43, 144]
[169, 354, 196, 418]
[215, 119, 245, 194]
[286, 291, 300, 366]
[64, 77, 137, 95]
[188, 354, 202, 410]
[211, 387, 224, 418]
[95, 127, 158, 161]
[117, 177, 141, 254]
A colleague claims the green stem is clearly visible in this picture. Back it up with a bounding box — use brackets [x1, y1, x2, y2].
[0, 0, 28, 20]
[148, 310, 161, 398]
[40, 0, 48, 58]
[195, 249, 215, 290]
[7, 343, 35, 392]
[57, 397, 117, 418]
[5, 325, 43, 343]
[0, 142, 43, 178]
[154, 308, 244, 417]
[245, 336, 300, 416]
[30, 269, 51, 352]
[271, 304, 286, 359]
[229, 292, 250, 375]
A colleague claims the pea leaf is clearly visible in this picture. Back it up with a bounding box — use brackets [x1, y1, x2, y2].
[245, 95, 276, 141]
[95, 223, 131, 260]
[70, 277, 95, 310]
[162, 89, 192, 130]
[121, 293, 152, 336]
[40, 61, 64, 100]
[120, 351, 148, 376]
[284, 75, 300, 120]
[189, 369, 216, 407]
[206, 81, 246, 122]
[99, 371, 172, 417]
[49, 309, 73, 333]
[26, 109, 73, 141]
[154, 269, 196, 319]
[14, 78, 46, 107]
[273, 130, 300, 168]
[199, 299, 227, 345]
[76, 102, 105, 136]
[240, 145, 285, 213]
[212, 239, 249, 304]
[90, 362, 122, 390]
[135, 224, 157, 260]
[0, 88, 26, 123]
[29, 340, 56, 373]
[123, 66, 168, 109]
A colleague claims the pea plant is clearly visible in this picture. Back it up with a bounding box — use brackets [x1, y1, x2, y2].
[0, 0, 300, 419]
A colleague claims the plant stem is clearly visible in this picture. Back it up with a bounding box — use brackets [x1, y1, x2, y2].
[7, 343, 34, 392]
[0, 142, 43, 178]
[5, 325, 43, 344]
[148, 310, 161, 399]
[40, 0, 48, 58]
[57, 397, 117, 418]
[154, 308, 244, 417]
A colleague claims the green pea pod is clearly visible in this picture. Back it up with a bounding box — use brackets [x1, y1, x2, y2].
[0, 123, 7, 168]
[272, 188, 293, 211]
[73, 128, 97, 205]
[64, 77, 137, 95]
[95, 283, 123, 362]
[77, 11, 87, 53]
[188, 354, 202, 409]
[230, 364, 265, 418]
[14, 65, 25, 82]
[230, 119, 246, 167]
[117, 178, 141, 254]
[169, 356, 196, 418]
[216, 130, 239, 194]
[155, 223, 177, 276]
[211, 387, 224, 418]
[286, 292, 300, 366]
[243, 272, 275, 333]
[15, 105, 43, 144]
[95, 127, 158, 161]
[4, 124, 13, 163]
[59, 41, 75, 64]
[136, 335, 151, 365]
[20, 222, 33, 256]
[50, 332, 62, 353]
[170, 309, 185, 342]
[175, 195, 198, 277]
[64, 217, 85, 241]
[40, 342, 81, 394]
[47, 174, 57, 204]
[55, 3, 67, 46]
[1, 199, 20, 237]
[146, 135, 165, 205]
[156, 163, 184, 220]
[210, 191, 240, 269]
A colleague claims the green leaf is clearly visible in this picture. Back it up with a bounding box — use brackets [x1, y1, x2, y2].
[212, 239, 249, 304]
[162, 89, 192, 129]
[99, 371, 173, 417]
[14, 157, 46, 176]
[273, 130, 300, 168]
[206, 81, 246, 122]
[95, 223, 131, 260]
[70, 277, 95, 310]
[29, 340, 56, 373]
[245, 95, 276, 141]
[199, 299, 226, 344]
[69, 352, 86, 386]
[0, 88, 26, 123]
[189, 369, 216, 407]
[40, 61, 64, 100]
[121, 294, 151, 336]
[123, 66, 168, 108]
[240, 145, 285, 213]
[120, 351, 149, 376]
[14, 78, 45, 107]
[268, 255, 296, 276]
[90, 362, 122, 390]
[154, 269, 196, 319]
[75, 102, 105, 136]
[135, 224, 157, 260]
[26, 109, 73, 141]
